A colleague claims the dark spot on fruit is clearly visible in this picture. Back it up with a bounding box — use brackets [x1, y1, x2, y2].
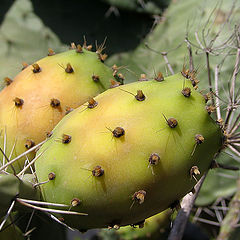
[98, 53, 108, 62]
[92, 166, 104, 177]
[167, 118, 178, 128]
[190, 166, 200, 181]
[48, 172, 56, 180]
[32, 63, 41, 73]
[113, 127, 125, 138]
[182, 87, 191, 97]
[4, 77, 13, 86]
[71, 198, 81, 207]
[76, 44, 83, 53]
[138, 74, 148, 81]
[206, 105, 216, 114]
[50, 98, 61, 108]
[92, 75, 100, 82]
[65, 106, 74, 115]
[154, 72, 164, 82]
[88, 98, 98, 109]
[65, 63, 74, 73]
[132, 190, 146, 204]
[149, 153, 160, 165]
[195, 134, 204, 144]
[25, 139, 35, 149]
[62, 134, 71, 144]
[135, 90, 145, 101]
[46, 131, 53, 138]
[110, 79, 120, 88]
[13, 97, 24, 107]
[48, 48, 55, 56]
[21, 62, 28, 70]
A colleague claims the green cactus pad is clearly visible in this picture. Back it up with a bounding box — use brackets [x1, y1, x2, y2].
[35, 73, 223, 230]
[0, 48, 113, 172]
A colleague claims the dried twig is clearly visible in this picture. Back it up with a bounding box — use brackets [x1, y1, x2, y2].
[168, 173, 208, 240]
[217, 179, 240, 240]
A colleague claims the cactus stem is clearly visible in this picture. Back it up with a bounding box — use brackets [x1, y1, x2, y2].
[71, 198, 81, 207]
[135, 90, 146, 101]
[13, 97, 24, 107]
[139, 74, 148, 81]
[32, 63, 41, 73]
[92, 74, 100, 82]
[50, 98, 61, 108]
[92, 165, 104, 177]
[61, 134, 72, 144]
[88, 98, 98, 109]
[190, 166, 200, 182]
[154, 72, 164, 82]
[65, 63, 74, 73]
[4, 77, 13, 86]
[48, 48, 55, 56]
[25, 139, 35, 149]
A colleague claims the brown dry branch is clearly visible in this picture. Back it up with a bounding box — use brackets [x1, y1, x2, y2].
[168, 173, 208, 240]
[217, 178, 240, 240]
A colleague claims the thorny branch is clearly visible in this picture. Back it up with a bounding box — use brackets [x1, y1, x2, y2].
[169, 3, 240, 239]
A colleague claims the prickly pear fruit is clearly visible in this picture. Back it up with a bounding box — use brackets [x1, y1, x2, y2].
[35, 73, 223, 230]
[0, 46, 113, 172]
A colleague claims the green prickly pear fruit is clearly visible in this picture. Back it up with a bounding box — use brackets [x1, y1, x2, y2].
[0, 45, 113, 172]
[35, 72, 223, 230]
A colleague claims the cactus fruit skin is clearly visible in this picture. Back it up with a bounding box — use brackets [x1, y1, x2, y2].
[0, 48, 113, 172]
[35, 73, 223, 230]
